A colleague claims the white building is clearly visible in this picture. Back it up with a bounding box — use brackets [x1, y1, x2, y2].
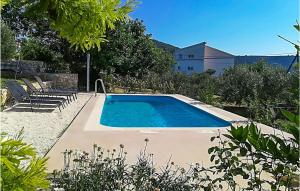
[174, 42, 234, 76]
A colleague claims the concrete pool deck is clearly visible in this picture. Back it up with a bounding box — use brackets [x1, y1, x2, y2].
[46, 94, 281, 171]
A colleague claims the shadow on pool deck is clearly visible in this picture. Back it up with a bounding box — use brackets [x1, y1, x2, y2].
[5, 103, 56, 113]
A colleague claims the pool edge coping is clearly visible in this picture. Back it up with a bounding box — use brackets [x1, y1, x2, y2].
[83, 94, 263, 132]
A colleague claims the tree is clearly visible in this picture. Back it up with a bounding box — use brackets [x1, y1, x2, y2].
[90, 19, 175, 78]
[278, 21, 300, 109]
[2, 0, 136, 51]
[0, 0, 10, 9]
[151, 47, 176, 75]
[1, 21, 16, 60]
[26, 0, 136, 51]
[21, 38, 68, 72]
[278, 20, 299, 66]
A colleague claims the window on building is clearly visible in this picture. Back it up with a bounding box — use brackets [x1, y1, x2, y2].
[187, 66, 194, 71]
[188, 54, 194, 59]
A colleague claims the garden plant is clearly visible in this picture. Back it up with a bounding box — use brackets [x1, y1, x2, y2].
[0, 129, 49, 190]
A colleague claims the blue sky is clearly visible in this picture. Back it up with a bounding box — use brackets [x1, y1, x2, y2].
[129, 0, 299, 55]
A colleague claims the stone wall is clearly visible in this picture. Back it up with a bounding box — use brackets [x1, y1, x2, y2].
[1, 73, 78, 108]
[1, 89, 10, 107]
[1, 60, 46, 74]
[39, 73, 78, 90]
[1, 84, 34, 109]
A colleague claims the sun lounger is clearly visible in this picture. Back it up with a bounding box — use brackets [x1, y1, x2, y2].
[11, 80, 67, 105]
[22, 78, 73, 103]
[5, 80, 64, 111]
[34, 76, 77, 99]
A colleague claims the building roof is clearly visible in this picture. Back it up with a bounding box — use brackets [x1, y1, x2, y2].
[174, 42, 234, 59]
[204, 45, 234, 59]
[234, 55, 295, 69]
[177, 42, 207, 50]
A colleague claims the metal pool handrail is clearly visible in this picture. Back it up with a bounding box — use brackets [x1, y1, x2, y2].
[95, 79, 107, 97]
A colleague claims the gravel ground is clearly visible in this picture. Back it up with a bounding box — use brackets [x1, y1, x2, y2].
[1, 93, 91, 156]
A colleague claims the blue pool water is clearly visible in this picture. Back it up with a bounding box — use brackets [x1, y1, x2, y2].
[100, 95, 231, 128]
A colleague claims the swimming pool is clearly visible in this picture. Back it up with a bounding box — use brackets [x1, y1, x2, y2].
[100, 95, 231, 128]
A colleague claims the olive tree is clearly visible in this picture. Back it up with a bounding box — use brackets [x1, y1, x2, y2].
[219, 61, 291, 106]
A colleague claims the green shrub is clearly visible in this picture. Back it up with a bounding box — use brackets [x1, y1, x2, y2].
[208, 110, 299, 190]
[51, 139, 221, 191]
[218, 61, 296, 126]
[0, 129, 49, 190]
[205, 69, 216, 75]
[103, 71, 217, 105]
[219, 61, 291, 105]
